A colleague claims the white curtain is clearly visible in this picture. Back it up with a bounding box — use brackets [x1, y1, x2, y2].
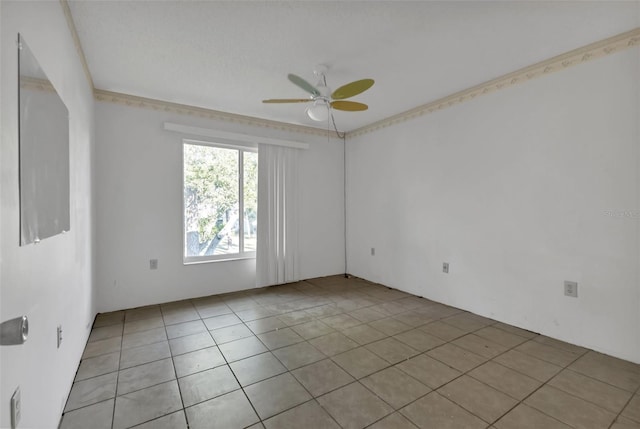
[256, 144, 300, 287]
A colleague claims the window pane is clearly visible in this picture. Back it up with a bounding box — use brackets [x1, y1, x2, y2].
[243, 151, 258, 252]
[184, 144, 239, 258]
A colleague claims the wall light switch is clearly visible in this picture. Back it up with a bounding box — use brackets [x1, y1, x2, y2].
[370, 248, 375, 256]
[443, 262, 449, 274]
[150, 259, 158, 270]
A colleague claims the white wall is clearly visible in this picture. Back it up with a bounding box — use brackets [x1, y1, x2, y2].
[0, 1, 95, 428]
[95, 101, 344, 312]
[347, 49, 640, 363]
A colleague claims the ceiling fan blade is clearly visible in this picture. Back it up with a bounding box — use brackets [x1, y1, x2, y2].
[262, 98, 312, 103]
[288, 74, 320, 96]
[331, 100, 368, 111]
[331, 79, 374, 100]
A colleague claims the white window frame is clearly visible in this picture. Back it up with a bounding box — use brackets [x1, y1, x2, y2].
[182, 138, 257, 264]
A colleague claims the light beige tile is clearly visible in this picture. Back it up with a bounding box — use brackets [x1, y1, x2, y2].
[516, 340, 581, 367]
[394, 329, 445, 352]
[332, 347, 389, 379]
[438, 375, 518, 423]
[569, 352, 640, 392]
[361, 367, 431, 409]
[179, 365, 240, 406]
[395, 353, 461, 389]
[469, 361, 541, 400]
[120, 341, 171, 369]
[369, 318, 412, 336]
[209, 323, 253, 344]
[452, 334, 508, 358]
[442, 312, 494, 332]
[258, 327, 304, 350]
[162, 307, 200, 325]
[427, 343, 487, 372]
[309, 332, 359, 356]
[365, 337, 420, 364]
[400, 392, 486, 429]
[113, 381, 182, 429]
[173, 346, 225, 378]
[218, 335, 268, 362]
[169, 332, 215, 356]
[494, 404, 572, 429]
[75, 352, 120, 381]
[342, 324, 387, 345]
[317, 382, 393, 429]
[291, 320, 336, 339]
[229, 352, 287, 386]
[125, 306, 162, 323]
[368, 412, 419, 429]
[82, 336, 121, 359]
[166, 320, 206, 339]
[494, 350, 562, 382]
[474, 326, 529, 348]
[392, 311, 433, 327]
[123, 317, 164, 335]
[611, 417, 640, 429]
[94, 311, 124, 328]
[117, 358, 176, 395]
[292, 359, 354, 397]
[621, 394, 640, 423]
[202, 313, 242, 330]
[350, 307, 387, 323]
[122, 327, 167, 350]
[65, 372, 117, 412]
[246, 316, 287, 334]
[195, 303, 233, 319]
[185, 389, 259, 429]
[533, 336, 588, 355]
[88, 324, 123, 342]
[272, 341, 326, 370]
[321, 313, 362, 330]
[491, 322, 537, 339]
[548, 369, 632, 413]
[525, 385, 616, 429]
[420, 321, 466, 341]
[132, 411, 187, 429]
[263, 400, 340, 429]
[244, 372, 312, 419]
[277, 310, 315, 326]
[60, 399, 113, 429]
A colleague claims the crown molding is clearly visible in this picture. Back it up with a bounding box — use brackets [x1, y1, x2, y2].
[94, 90, 341, 139]
[59, 0, 94, 89]
[347, 27, 640, 139]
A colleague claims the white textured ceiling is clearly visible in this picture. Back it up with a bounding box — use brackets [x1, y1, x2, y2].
[69, 1, 638, 132]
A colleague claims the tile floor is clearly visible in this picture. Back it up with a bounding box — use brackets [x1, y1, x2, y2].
[60, 275, 640, 429]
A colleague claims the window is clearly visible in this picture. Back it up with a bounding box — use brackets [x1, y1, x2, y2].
[183, 140, 258, 263]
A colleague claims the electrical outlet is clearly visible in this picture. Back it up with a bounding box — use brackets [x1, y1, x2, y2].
[150, 259, 158, 270]
[442, 262, 449, 273]
[57, 325, 63, 348]
[564, 281, 578, 298]
[11, 387, 20, 429]
[370, 248, 375, 256]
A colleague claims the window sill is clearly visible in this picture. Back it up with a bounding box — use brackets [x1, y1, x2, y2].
[183, 255, 256, 265]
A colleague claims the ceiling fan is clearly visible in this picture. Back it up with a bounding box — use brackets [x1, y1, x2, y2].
[262, 65, 374, 122]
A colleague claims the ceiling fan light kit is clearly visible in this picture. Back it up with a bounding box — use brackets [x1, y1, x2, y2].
[263, 66, 374, 123]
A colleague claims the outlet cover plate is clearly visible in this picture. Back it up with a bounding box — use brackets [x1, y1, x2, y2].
[370, 248, 375, 256]
[443, 262, 449, 273]
[150, 259, 158, 270]
[564, 281, 578, 298]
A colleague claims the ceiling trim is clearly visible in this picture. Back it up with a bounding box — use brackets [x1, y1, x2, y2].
[347, 27, 640, 139]
[59, 0, 94, 89]
[94, 89, 340, 139]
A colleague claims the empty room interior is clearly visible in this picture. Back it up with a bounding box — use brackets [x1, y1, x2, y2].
[1, 1, 640, 428]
